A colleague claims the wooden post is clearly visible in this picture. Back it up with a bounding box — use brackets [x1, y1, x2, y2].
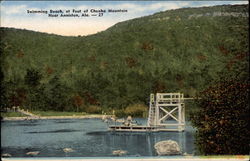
[178, 104, 182, 132]
[182, 103, 185, 131]
[156, 93, 160, 126]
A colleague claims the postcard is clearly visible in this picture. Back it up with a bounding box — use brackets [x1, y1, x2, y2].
[1, 1, 249, 161]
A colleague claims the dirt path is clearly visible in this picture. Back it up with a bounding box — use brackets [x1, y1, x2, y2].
[17, 109, 39, 118]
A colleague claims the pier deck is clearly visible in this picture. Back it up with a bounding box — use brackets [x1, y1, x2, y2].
[109, 125, 183, 132]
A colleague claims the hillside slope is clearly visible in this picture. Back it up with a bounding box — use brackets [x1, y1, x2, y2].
[0, 4, 249, 112]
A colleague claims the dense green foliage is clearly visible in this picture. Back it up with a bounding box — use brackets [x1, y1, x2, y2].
[0, 5, 249, 117]
[85, 105, 102, 114]
[31, 111, 87, 116]
[115, 103, 148, 118]
[190, 77, 249, 155]
[0, 112, 26, 117]
[124, 104, 148, 117]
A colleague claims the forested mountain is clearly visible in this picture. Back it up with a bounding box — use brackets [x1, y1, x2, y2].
[0, 4, 249, 114]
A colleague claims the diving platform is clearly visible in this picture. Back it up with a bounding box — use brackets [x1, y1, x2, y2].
[109, 125, 185, 132]
[108, 93, 186, 132]
[109, 125, 158, 132]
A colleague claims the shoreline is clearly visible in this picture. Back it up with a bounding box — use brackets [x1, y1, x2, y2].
[1, 115, 113, 121]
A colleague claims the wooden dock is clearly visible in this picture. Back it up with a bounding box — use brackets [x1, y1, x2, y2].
[109, 125, 157, 132]
[109, 125, 183, 132]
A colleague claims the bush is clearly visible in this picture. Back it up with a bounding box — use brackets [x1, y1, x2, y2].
[190, 78, 249, 155]
[85, 105, 102, 114]
[71, 95, 85, 112]
[114, 109, 126, 118]
[124, 103, 148, 117]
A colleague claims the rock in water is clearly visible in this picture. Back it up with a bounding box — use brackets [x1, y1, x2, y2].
[63, 148, 74, 153]
[2, 153, 12, 157]
[183, 152, 193, 156]
[26, 151, 40, 156]
[154, 140, 181, 155]
[112, 150, 127, 156]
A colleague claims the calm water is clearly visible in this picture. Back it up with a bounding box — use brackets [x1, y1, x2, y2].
[1, 118, 195, 157]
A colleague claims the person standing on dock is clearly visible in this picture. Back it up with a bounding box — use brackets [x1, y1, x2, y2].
[126, 116, 132, 126]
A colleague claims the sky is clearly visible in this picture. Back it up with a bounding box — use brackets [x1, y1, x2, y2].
[0, 1, 248, 36]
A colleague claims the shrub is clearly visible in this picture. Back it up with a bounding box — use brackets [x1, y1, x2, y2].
[190, 78, 249, 155]
[85, 105, 102, 114]
[115, 109, 126, 118]
[124, 103, 148, 117]
[72, 95, 85, 112]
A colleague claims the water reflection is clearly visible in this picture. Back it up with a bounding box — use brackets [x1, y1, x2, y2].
[86, 128, 195, 156]
[95, 131, 193, 156]
[1, 118, 195, 157]
[27, 129, 83, 133]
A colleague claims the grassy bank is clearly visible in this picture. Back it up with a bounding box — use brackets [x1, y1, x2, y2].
[1, 100, 199, 119]
[1, 112, 26, 117]
[1, 111, 89, 118]
[31, 111, 88, 116]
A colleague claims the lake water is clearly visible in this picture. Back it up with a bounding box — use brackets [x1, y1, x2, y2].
[1, 118, 195, 157]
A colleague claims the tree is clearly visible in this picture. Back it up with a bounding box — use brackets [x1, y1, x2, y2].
[24, 69, 42, 87]
[45, 76, 71, 111]
[24, 68, 43, 110]
[190, 78, 249, 155]
[0, 69, 8, 110]
[72, 95, 84, 112]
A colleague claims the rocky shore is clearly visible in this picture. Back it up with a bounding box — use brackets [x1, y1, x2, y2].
[2, 115, 113, 121]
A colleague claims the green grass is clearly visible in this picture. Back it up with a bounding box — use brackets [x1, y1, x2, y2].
[1, 112, 26, 117]
[31, 111, 88, 116]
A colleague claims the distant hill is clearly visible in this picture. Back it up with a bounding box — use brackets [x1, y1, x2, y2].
[0, 4, 249, 112]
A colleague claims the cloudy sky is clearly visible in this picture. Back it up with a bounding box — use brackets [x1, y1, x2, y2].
[0, 1, 248, 36]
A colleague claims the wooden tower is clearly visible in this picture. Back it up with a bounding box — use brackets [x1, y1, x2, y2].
[147, 93, 185, 132]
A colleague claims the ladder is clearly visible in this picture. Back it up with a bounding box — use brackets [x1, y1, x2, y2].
[147, 94, 156, 126]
